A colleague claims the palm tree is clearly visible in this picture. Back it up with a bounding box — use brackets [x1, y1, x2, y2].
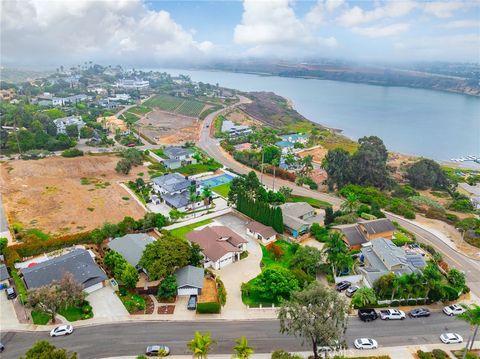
[340, 193, 360, 214]
[352, 287, 377, 308]
[301, 154, 313, 175]
[271, 158, 279, 192]
[202, 186, 212, 206]
[232, 336, 254, 359]
[187, 331, 216, 359]
[458, 304, 480, 356]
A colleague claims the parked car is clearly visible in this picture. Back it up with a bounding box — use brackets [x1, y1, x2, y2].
[50, 325, 74, 337]
[443, 304, 466, 316]
[187, 295, 197, 310]
[354, 338, 378, 350]
[358, 308, 378, 322]
[409, 308, 430, 318]
[5, 287, 16, 300]
[0, 342, 4, 352]
[380, 309, 406, 320]
[345, 286, 359, 297]
[146, 345, 170, 356]
[440, 333, 463, 344]
[335, 281, 351, 292]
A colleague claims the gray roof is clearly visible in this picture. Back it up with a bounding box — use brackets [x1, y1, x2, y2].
[0, 264, 10, 281]
[152, 173, 193, 193]
[175, 265, 204, 289]
[283, 214, 309, 231]
[333, 224, 367, 246]
[163, 158, 182, 167]
[359, 219, 396, 235]
[164, 146, 193, 158]
[108, 233, 156, 268]
[162, 191, 191, 209]
[280, 202, 315, 218]
[21, 249, 107, 290]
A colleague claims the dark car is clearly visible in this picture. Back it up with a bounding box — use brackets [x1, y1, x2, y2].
[335, 281, 351, 292]
[187, 295, 197, 310]
[0, 342, 4, 352]
[358, 308, 378, 322]
[146, 345, 170, 356]
[409, 308, 431, 318]
[5, 287, 16, 300]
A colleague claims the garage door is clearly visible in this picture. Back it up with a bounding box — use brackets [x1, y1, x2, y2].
[177, 287, 199, 296]
[84, 282, 104, 294]
[219, 256, 233, 268]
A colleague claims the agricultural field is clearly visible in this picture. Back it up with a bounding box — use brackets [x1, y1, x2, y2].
[175, 99, 206, 117]
[0, 156, 146, 237]
[143, 94, 208, 118]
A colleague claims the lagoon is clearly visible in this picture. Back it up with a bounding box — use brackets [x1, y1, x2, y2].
[158, 68, 480, 163]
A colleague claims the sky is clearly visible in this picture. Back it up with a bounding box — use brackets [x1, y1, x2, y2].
[1, 0, 479, 68]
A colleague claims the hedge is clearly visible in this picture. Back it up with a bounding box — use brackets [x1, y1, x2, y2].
[197, 301, 221, 314]
[216, 277, 227, 306]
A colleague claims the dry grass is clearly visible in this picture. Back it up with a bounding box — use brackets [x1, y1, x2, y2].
[198, 278, 218, 303]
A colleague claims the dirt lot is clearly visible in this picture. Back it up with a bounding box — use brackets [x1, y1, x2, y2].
[198, 278, 218, 303]
[224, 109, 263, 128]
[136, 109, 200, 145]
[298, 145, 328, 164]
[0, 155, 146, 236]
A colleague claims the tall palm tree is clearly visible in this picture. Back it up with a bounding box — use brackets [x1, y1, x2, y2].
[202, 186, 212, 206]
[187, 331, 216, 359]
[271, 158, 279, 192]
[340, 193, 360, 214]
[458, 304, 480, 356]
[232, 336, 254, 359]
[352, 287, 377, 308]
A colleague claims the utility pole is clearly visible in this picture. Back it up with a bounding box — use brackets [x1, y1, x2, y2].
[260, 149, 264, 185]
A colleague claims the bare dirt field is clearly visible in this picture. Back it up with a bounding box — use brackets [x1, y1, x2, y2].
[298, 145, 328, 164]
[224, 108, 263, 128]
[136, 110, 200, 145]
[0, 155, 146, 236]
[198, 278, 218, 303]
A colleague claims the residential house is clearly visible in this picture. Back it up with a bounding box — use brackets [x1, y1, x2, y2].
[164, 146, 196, 164]
[115, 79, 149, 89]
[279, 202, 318, 238]
[175, 265, 204, 296]
[246, 221, 277, 244]
[52, 94, 89, 107]
[20, 249, 107, 293]
[221, 120, 252, 137]
[234, 143, 253, 152]
[53, 116, 86, 135]
[275, 140, 295, 154]
[0, 89, 16, 102]
[108, 93, 131, 102]
[151, 173, 203, 211]
[333, 218, 396, 250]
[276, 134, 308, 154]
[359, 238, 426, 288]
[0, 264, 10, 286]
[186, 226, 248, 270]
[107, 233, 156, 274]
[458, 183, 480, 210]
[97, 116, 128, 134]
[163, 159, 182, 170]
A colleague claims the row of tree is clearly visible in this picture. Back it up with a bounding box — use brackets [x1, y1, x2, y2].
[236, 192, 283, 233]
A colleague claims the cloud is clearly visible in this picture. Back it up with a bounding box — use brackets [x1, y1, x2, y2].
[337, 1, 417, 27]
[325, 0, 345, 12]
[443, 19, 480, 28]
[0, 0, 214, 67]
[352, 23, 410, 38]
[423, 1, 467, 18]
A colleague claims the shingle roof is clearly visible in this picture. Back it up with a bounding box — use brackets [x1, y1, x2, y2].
[359, 218, 396, 235]
[108, 233, 156, 267]
[21, 249, 107, 290]
[161, 191, 191, 209]
[152, 173, 192, 193]
[246, 221, 277, 238]
[333, 224, 367, 246]
[0, 264, 10, 281]
[175, 265, 204, 289]
[283, 215, 309, 231]
[280, 202, 315, 218]
[164, 146, 193, 158]
[186, 226, 247, 262]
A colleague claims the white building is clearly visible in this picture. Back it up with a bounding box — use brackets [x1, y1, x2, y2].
[246, 221, 277, 244]
[115, 79, 149, 89]
[53, 116, 86, 135]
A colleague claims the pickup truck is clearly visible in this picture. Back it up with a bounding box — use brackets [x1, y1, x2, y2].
[358, 308, 378, 322]
[380, 309, 406, 320]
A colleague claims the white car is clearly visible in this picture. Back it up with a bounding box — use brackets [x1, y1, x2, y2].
[380, 309, 406, 320]
[443, 304, 466, 316]
[354, 338, 378, 350]
[440, 333, 463, 344]
[50, 325, 74, 337]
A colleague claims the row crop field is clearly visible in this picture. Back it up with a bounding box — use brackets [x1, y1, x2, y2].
[176, 100, 206, 117]
[143, 94, 207, 118]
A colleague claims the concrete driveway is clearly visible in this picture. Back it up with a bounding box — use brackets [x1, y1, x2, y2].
[0, 290, 20, 330]
[87, 286, 128, 320]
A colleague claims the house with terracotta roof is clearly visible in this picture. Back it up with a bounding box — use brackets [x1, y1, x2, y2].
[246, 221, 277, 244]
[186, 226, 248, 270]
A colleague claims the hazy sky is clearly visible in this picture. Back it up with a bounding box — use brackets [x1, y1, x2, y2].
[1, 0, 479, 68]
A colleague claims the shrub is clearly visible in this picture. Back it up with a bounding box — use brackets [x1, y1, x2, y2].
[431, 349, 448, 359]
[417, 350, 433, 359]
[61, 148, 84, 157]
[271, 351, 303, 359]
[216, 277, 227, 306]
[267, 243, 284, 260]
[157, 275, 177, 300]
[197, 301, 221, 314]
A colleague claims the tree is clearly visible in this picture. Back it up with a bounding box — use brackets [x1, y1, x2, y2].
[115, 158, 132, 175]
[232, 336, 254, 359]
[187, 331, 216, 359]
[190, 243, 204, 267]
[448, 268, 466, 292]
[324, 206, 335, 226]
[157, 275, 177, 299]
[249, 267, 299, 302]
[263, 145, 281, 164]
[20, 340, 77, 359]
[322, 232, 352, 276]
[278, 186, 292, 200]
[322, 148, 352, 190]
[301, 155, 313, 175]
[80, 126, 94, 138]
[406, 158, 449, 190]
[290, 246, 323, 276]
[340, 193, 360, 214]
[351, 136, 390, 189]
[123, 148, 143, 166]
[65, 124, 79, 138]
[278, 282, 349, 359]
[121, 265, 139, 289]
[57, 272, 85, 307]
[0, 237, 8, 254]
[351, 287, 377, 308]
[139, 234, 191, 280]
[458, 304, 480, 354]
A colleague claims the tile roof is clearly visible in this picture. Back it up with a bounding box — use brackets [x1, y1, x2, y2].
[21, 249, 107, 290]
[108, 233, 156, 267]
[246, 221, 277, 238]
[186, 226, 247, 262]
[175, 265, 204, 289]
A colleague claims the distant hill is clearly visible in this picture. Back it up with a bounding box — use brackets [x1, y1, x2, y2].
[0, 67, 53, 84]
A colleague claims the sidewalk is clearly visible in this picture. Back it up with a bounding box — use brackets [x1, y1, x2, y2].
[164, 208, 232, 230]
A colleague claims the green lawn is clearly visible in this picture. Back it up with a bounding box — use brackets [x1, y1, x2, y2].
[129, 105, 152, 115]
[58, 306, 85, 321]
[212, 183, 230, 198]
[287, 195, 331, 209]
[178, 162, 222, 176]
[11, 269, 27, 304]
[31, 310, 51, 325]
[25, 228, 50, 241]
[118, 290, 146, 313]
[151, 148, 168, 159]
[170, 219, 213, 240]
[260, 240, 296, 269]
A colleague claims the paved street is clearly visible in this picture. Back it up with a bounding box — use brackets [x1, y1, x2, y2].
[0, 314, 471, 358]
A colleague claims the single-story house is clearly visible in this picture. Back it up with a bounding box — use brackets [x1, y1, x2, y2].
[358, 238, 426, 288]
[186, 226, 248, 270]
[0, 264, 10, 286]
[332, 224, 367, 250]
[175, 265, 204, 296]
[164, 146, 196, 163]
[279, 202, 317, 238]
[280, 133, 308, 145]
[246, 221, 277, 244]
[275, 140, 295, 154]
[458, 183, 480, 210]
[21, 249, 107, 293]
[107, 233, 156, 272]
[333, 218, 396, 250]
[163, 158, 182, 170]
[221, 120, 252, 137]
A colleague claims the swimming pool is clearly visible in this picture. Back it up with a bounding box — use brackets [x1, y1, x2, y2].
[201, 174, 234, 188]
